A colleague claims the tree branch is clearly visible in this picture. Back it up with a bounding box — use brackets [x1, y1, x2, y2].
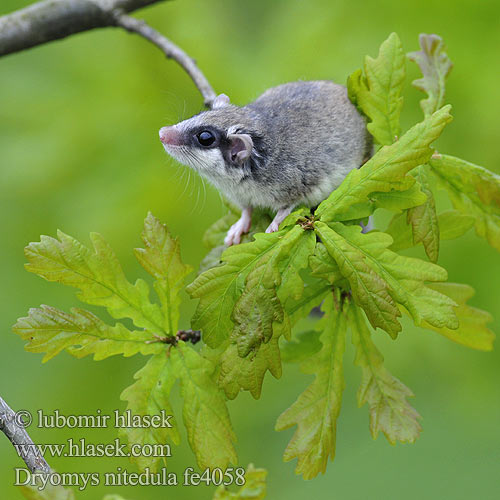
[0, 0, 160, 56]
[0, 0, 217, 107]
[0, 395, 51, 474]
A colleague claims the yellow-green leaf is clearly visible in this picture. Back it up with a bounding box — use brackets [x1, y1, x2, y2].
[232, 227, 315, 356]
[187, 231, 283, 348]
[349, 304, 421, 444]
[309, 241, 344, 285]
[134, 213, 192, 335]
[170, 342, 237, 469]
[120, 352, 179, 472]
[276, 294, 347, 479]
[421, 283, 495, 351]
[316, 222, 458, 337]
[215, 336, 282, 400]
[316, 106, 453, 222]
[431, 154, 500, 251]
[315, 221, 402, 337]
[13, 305, 162, 362]
[407, 164, 440, 262]
[408, 33, 453, 116]
[25, 231, 163, 333]
[348, 32, 405, 145]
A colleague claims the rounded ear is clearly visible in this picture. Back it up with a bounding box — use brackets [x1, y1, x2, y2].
[212, 94, 231, 109]
[227, 133, 253, 166]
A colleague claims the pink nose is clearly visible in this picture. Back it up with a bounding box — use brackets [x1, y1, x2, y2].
[159, 126, 181, 145]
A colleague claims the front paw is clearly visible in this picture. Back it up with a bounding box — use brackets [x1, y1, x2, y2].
[224, 219, 250, 246]
[265, 221, 280, 233]
[224, 228, 241, 246]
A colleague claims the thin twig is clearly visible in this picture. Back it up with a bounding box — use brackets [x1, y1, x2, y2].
[0, 395, 51, 474]
[111, 11, 217, 107]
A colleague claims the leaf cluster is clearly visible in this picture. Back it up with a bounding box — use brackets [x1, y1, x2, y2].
[186, 32, 497, 478]
[14, 214, 236, 473]
[13, 33, 498, 485]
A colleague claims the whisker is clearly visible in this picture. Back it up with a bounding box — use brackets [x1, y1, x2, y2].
[192, 177, 201, 215]
[200, 175, 207, 212]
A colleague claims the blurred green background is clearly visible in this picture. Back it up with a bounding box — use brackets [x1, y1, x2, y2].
[1, 0, 499, 498]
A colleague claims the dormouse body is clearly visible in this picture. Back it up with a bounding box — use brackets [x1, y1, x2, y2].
[159, 80, 371, 245]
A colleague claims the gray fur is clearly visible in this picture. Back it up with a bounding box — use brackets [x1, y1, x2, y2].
[161, 80, 371, 212]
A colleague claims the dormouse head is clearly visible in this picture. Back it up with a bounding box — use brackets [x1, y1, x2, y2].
[159, 94, 262, 183]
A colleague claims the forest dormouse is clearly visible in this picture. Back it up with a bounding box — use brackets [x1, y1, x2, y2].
[159, 81, 371, 245]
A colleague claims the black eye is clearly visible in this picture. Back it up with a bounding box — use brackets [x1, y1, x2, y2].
[196, 130, 216, 147]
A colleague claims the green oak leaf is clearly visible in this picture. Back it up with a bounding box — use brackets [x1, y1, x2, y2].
[190, 227, 315, 400]
[210, 271, 327, 401]
[24, 231, 164, 333]
[120, 352, 180, 472]
[347, 32, 405, 145]
[18, 214, 193, 362]
[334, 222, 458, 330]
[231, 278, 283, 357]
[198, 209, 286, 273]
[315, 221, 458, 338]
[170, 341, 237, 469]
[309, 241, 345, 285]
[407, 164, 440, 262]
[325, 182, 428, 222]
[421, 283, 495, 351]
[349, 304, 422, 444]
[430, 154, 500, 251]
[276, 294, 346, 479]
[276, 227, 317, 303]
[315, 221, 402, 337]
[134, 212, 192, 335]
[232, 226, 315, 356]
[215, 335, 282, 400]
[371, 183, 428, 213]
[316, 105, 452, 222]
[187, 231, 285, 348]
[213, 464, 267, 500]
[13, 305, 162, 362]
[408, 33, 453, 116]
